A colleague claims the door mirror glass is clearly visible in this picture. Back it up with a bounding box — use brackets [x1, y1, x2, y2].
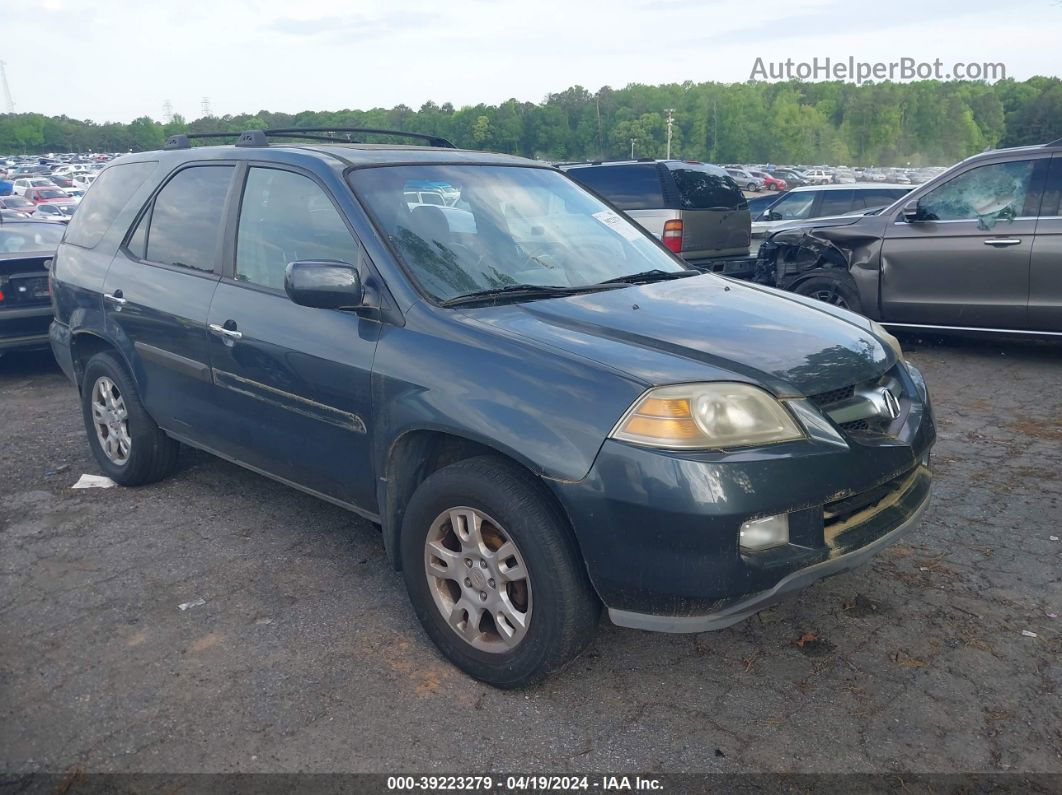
[285, 260, 364, 310]
[901, 199, 921, 223]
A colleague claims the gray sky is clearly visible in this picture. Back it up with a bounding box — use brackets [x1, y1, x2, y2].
[3, 0, 1057, 122]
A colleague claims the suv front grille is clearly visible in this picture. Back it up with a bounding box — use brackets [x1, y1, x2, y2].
[808, 384, 855, 409]
[808, 367, 907, 437]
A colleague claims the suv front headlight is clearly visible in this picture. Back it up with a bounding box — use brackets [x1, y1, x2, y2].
[610, 383, 805, 450]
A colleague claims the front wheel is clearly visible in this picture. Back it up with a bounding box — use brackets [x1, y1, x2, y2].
[400, 456, 600, 688]
[794, 273, 864, 314]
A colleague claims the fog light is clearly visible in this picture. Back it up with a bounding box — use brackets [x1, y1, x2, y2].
[740, 513, 789, 551]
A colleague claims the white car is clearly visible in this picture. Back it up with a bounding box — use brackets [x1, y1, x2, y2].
[11, 177, 57, 196]
[750, 183, 912, 251]
[800, 169, 833, 185]
[73, 174, 97, 189]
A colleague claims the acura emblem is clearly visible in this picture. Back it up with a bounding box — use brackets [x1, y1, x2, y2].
[880, 388, 901, 420]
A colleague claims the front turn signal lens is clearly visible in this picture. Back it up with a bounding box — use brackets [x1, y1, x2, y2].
[611, 383, 805, 450]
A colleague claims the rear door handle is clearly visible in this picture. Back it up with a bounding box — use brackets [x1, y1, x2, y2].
[103, 290, 127, 306]
[208, 322, 242, 340]
[983, 238, 1021, 247]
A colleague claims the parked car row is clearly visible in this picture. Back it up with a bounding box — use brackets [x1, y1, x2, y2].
[1, 152, 116, 221]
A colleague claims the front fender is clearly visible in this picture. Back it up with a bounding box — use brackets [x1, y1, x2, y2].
[370, 303, 645, 484]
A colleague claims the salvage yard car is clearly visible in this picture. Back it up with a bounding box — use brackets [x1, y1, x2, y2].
[50, 129, 935, 687]
[0, 220, 65, 353]
[755, 138, 1062, 333]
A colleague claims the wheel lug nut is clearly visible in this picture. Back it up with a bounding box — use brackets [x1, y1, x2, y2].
[465, 559, 473, 568]
[464, 578, 472, 587]
[480, 591, 487, 601]
[488, 578, 496, 588]
[479, 560, 487, 569]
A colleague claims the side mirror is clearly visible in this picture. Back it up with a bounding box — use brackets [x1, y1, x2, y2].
[901, 199, 921, 223]
[284, 260, 364, 310]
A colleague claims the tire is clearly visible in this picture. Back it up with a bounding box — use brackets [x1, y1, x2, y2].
[768, 184, 778, 191]
[400, 455, 600, 688]
[81, 351, 179, 486]
[794, 273, 864, 314]
[746, 183, 757, 192]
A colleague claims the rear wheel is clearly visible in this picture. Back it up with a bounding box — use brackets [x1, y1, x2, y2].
[794, 273, 863, 314]
[81, 352, 179, 486]
[400, 456, 599, 688]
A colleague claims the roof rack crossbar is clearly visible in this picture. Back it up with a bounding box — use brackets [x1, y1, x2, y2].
[164, 127, 455, 151]
[164, 131, 244, 150]
[264, 127, 455, 148]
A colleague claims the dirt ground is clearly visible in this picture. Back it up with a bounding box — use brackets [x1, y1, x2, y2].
[1, 334, 1060, 775]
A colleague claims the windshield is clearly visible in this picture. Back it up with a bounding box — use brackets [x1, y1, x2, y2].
[349, 165, 685, 302]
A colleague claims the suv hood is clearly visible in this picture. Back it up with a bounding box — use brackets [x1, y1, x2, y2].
[466, 274, 892, 398]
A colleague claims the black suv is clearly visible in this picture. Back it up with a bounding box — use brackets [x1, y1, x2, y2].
[558, 159, 753, 274]
[756, 139, 1062, 334]
[50, 129, 934, 687]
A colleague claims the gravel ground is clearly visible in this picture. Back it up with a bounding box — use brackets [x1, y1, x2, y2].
[1, 335, 1060, 775]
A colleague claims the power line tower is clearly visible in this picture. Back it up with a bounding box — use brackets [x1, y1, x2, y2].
[163, 99, 173, 123]
[665, 108, 676, 159]
[0, 61, 15, 114]
[200, 97, 212, 117]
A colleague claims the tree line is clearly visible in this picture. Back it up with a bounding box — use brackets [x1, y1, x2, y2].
[2, 77, 1060, 166]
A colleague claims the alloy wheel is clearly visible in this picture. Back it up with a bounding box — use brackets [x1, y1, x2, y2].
[423, 507, 532, 653]
[91, 376, 131, 465]
[810, 288, 850, 309]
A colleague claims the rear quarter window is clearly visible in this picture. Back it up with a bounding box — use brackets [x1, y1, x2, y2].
[564, 164, 664, 211]
[670, 166, 747, 210]
[64, 161, 157, 249]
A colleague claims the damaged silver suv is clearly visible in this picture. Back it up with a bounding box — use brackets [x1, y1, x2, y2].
[755, 138, 1062, 335]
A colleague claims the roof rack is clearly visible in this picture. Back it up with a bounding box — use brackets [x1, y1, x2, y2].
[163, 127, 455, 151]
[1047, 137, 1062, 148]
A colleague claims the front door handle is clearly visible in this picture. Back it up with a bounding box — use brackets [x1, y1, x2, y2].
[208, 322, 243, 340]
[983, 238, 1022, 247]
[104, 290, 127, 306]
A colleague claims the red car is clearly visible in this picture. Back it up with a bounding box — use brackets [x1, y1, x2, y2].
[23, 187, 76, 206]
[762, 174, 788, 191]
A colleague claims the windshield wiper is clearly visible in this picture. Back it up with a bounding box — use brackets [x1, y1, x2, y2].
[597, 269, 699, 285]
[440, 282, 623, 307]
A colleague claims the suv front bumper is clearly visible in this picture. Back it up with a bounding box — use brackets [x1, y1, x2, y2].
[552, 368, 935, 631]
[609, 475, 929, 632]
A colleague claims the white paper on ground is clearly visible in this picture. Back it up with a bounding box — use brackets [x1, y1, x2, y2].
[71, 474, 117, 489]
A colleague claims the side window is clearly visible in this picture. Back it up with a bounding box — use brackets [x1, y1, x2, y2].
[564, 165, 664, 211]
[146, 166, 233, 272]
[918, 160, 1038, 223]
[767, 191, 816, 220]
[818, 190, 854, 217]
[1039, 158, 1062, 217]
[126, 208, 148, 260]
[64, 161, 157, 249]
[236, 168, 359, 291]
